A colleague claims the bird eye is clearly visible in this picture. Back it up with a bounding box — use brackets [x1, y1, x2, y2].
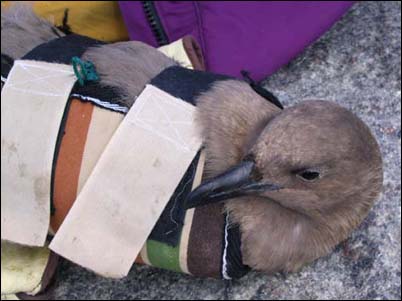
[297, 170, 320, 182]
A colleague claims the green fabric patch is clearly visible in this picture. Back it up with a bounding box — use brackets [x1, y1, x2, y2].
[146, 240, 181, 273]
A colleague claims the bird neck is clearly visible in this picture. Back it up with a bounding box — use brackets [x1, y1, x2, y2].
[196, 80, 281, 179]
[225, 197, 345, 273]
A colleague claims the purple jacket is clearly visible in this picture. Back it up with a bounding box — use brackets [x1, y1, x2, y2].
[119, 1, 354, 81]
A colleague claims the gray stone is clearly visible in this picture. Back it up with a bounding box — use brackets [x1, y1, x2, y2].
[54, 1, 401, 299]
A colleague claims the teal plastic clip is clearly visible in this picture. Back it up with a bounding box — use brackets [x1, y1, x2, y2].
[71, 56, 99, 86]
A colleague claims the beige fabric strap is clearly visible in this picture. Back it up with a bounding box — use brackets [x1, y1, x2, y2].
[77, 106, 124, 193]
[178, 150, 206, 274]
[50, 85, 202, 278]
[158, 38, 193, 69]
[1, 60, 76, 246]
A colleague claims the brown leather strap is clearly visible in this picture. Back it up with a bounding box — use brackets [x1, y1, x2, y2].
[182, 35, 206, 71]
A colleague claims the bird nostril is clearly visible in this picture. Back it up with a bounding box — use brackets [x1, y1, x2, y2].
[242, 153, 256, 163]
[250, 165, 263, 182]
[242, 153, 263, 181]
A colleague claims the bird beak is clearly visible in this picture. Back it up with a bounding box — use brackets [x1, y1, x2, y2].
[185, 160, 282, 209]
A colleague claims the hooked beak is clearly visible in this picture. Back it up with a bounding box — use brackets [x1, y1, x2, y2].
[185, 160, 282, 209]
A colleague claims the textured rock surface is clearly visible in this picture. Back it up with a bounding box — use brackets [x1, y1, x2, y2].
[54, 2, 401, 299]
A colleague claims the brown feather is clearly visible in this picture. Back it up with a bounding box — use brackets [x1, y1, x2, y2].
[195, 79, 281, 178]
[82, 42, 177, 107]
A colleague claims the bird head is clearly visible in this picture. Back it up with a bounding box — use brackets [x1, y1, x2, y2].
[188, 82, 383, 273]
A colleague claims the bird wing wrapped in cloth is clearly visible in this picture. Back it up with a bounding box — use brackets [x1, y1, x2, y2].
[1, 33, 251, 280]
[1, 4, 383, 294]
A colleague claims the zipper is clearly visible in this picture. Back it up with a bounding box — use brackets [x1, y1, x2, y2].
[142, 1, 169, 46]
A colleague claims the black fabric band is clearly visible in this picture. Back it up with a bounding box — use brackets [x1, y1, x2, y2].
[151, 66, 283, 110]
[241, 70, 284, 109]
[150, 65, 233, 105]
[221, 213, 251, 280]
[149, 150, 202, 245]
[22, 34, 104, 64]
[224, 220, 250, 279]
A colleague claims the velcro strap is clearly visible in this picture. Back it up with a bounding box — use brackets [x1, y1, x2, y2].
[1, 60, 76, 246]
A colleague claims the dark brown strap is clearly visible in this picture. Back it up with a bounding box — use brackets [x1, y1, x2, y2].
[182, 35, 206, 71]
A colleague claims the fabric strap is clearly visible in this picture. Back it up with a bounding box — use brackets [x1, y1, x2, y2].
[1, 60, 76, 246]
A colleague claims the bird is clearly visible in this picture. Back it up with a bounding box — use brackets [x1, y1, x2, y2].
[1, 3, 383, 275]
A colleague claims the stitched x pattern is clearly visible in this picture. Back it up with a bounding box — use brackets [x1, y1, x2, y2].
[129, 86, 198, 153]
[6, 61, 74, 97]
